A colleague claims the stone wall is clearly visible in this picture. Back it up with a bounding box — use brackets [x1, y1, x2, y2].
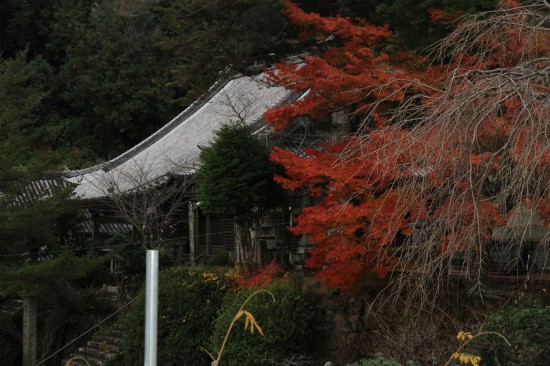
[315, 295, 369, 366]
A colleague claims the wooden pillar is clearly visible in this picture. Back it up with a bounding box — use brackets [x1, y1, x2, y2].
[91, 212, 100, 241]
[188, 202, 199, 264]
[22, 296, 37, 366]
[250, 226, 261, 267]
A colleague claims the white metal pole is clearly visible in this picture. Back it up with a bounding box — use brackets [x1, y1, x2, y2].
[144, 250, 159, 366]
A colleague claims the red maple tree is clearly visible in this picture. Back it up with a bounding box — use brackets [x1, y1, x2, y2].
[266, 1, 550, 296]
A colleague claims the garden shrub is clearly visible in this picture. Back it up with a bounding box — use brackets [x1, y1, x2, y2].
[122, 266, 232, 366]
[208, 281, 318, 366]
[473, 302, 550, 366]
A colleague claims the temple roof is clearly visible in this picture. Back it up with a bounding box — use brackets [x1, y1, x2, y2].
[65, 71, 297, 201]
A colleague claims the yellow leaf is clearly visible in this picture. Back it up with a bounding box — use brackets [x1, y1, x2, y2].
[240, 310, 265, 336]
[254, 321, 265, 336]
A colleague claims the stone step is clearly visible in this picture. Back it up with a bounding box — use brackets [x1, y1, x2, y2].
[77, 345, 118, 360]
[62, 359, 86, 366]
[87, 340, 122, 354]
[95, 327, 123, 339]
[109, 324, 123, 332]
[93, 334, 123, 345]
[63, 323, 124, 366]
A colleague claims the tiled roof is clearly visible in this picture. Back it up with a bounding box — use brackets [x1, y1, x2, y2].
[4, 176, 130, 234]
[77, 210, 133, 235]
[9, 175, 73, 206]
[66, 71, 297, 200]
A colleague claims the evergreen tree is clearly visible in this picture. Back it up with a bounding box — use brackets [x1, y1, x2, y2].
[0, 51, 48, 193]
[0, 0, 55, 59]
[196, 123, 281, 266]
[59, 0, 180, 158]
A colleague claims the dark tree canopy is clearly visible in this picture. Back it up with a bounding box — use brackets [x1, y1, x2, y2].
[0, 51, 49, 193]
[155, 0, 293, 102]
[58, 0, 180, 158]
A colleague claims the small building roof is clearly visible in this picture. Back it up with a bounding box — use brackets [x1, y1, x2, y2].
[8, 174, 72, 206]
[65, 71, 298, 201]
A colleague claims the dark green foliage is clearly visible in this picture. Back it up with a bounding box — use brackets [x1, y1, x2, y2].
[209, 282, 318, 366]
[0, 252, 110, 298]
[44, 0, 95, 68]
[0, 50, 48, 192]
[55, 0, 293, 159]
[59, 0, 180, 158]
[122, 266, 232, 366]
[0, 188, 81, 256]
[0, 0, 53, 59]
[155, 0, 293, 103]
[472, 303, 550, 366]
[196, 123, 281, 219]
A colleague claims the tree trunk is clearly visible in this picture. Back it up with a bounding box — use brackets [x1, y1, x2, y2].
[250, 217, 262, 267]
[235, 218, 249, 268]
[235, 217, 262, 270]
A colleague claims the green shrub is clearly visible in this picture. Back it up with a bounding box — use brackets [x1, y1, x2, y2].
[473, 303, 550, 366]
[346, 355, 410, 366]
[208, 282, 318, 366]
[122, 266, 232, 366]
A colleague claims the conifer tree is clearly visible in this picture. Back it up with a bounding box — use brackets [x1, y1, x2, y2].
[196, 123, 281, 266]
